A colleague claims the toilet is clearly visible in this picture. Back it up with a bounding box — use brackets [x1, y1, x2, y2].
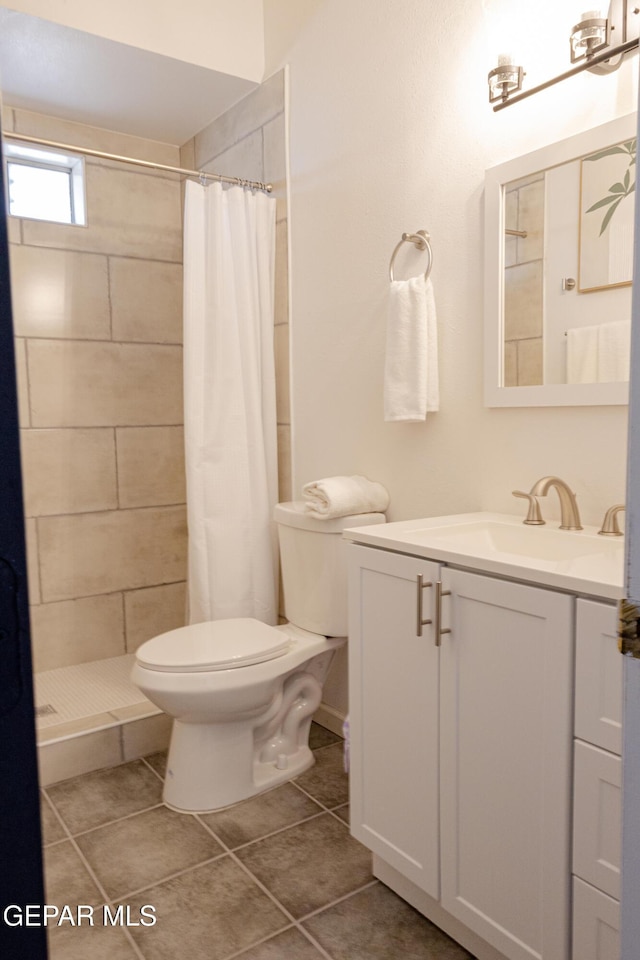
[131, 501, 385, 813]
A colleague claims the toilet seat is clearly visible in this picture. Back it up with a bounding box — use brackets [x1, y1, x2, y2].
[136, 618, 292, 673]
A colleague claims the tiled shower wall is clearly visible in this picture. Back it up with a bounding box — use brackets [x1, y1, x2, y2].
[5, 107, 189, 673]
[6, 72, 290, 675]
[181, 69, 291, 502]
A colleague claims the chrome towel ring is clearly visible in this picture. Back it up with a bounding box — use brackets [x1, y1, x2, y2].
[389, 229, 433, 282]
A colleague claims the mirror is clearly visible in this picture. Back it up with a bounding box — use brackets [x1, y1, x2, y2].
[484, 113, 636, 407]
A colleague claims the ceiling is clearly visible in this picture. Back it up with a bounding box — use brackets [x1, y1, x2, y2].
[0, 8, 258, 146]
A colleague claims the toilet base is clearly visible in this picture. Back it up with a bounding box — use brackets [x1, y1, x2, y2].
[161, 717, 317, 813]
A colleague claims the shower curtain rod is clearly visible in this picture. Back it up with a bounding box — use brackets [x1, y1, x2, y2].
[2, 131, 273, 193]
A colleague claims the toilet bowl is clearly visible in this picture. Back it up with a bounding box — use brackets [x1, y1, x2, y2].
[131, 501, 385, 813]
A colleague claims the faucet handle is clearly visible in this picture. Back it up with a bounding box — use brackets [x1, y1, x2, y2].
[512, 491, 545, 525]
[598, 504, 625, 537]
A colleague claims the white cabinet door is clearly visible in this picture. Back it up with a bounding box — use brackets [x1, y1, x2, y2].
[573, 739, 622, 900]
[575, 600, 622, 756]
[439, 568, 573, 960]
[573, 877, 620, 960]
[348, 543, 441, 898]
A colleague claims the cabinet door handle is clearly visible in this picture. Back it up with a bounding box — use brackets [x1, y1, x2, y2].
[434, 580, 452, 647]
[416, 574, 433, 636]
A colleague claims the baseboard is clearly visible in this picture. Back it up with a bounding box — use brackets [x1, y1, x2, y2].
[313, 702, 346, 738]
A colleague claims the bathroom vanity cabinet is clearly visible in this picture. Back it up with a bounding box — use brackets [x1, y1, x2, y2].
[572, 599, 621, 960]
[346, 526, 623, 960]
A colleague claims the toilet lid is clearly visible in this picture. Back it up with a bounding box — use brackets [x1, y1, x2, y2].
[136, 618, 292, 673]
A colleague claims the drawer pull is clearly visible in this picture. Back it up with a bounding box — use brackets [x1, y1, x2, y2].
[434, 580, 451, 647]
[416, 574, 433, 637]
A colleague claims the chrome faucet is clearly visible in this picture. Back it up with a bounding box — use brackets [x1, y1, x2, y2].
[598, 504, 625, 537]
[514, 476, 582, 530]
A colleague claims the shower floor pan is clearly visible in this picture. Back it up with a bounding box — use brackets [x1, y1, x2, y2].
[34, 654, 171, 786]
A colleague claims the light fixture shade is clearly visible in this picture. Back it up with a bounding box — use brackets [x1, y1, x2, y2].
[570, 13, 609, 62]
[488, 58, 524, 103]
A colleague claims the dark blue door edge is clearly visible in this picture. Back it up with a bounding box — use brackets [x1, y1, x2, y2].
[0, 140, 48, 958]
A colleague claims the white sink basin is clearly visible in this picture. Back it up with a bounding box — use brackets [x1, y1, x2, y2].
[343, 512, 624, 600]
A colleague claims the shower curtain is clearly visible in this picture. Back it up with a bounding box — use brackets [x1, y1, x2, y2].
[183, 180, 278, 625]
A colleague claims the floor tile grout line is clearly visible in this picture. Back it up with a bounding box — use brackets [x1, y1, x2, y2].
[192, 810, 305, 922]
[63, 833, 114, 910]
[101, 849, 230, 905]
[226, 846, 299, 924]
[200, 807, 332, 855]
[290, 778, 348, 815]
[140, 755, 165, 783]
[45, 801, 166, 840]
[118, 924, 148, 960]
[40, 788, 74, 845]
[296, 878, 379, 924]
[294, 923, 340, 960]
[222, 921, 336, 960]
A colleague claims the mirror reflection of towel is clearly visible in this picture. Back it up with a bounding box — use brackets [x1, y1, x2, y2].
[566, 320, 630, 384]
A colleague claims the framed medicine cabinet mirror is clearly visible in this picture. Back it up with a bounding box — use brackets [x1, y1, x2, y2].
[484, 113, 636, 407]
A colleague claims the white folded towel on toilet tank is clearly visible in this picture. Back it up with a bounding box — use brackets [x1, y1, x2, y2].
[302, 475, 390, 519]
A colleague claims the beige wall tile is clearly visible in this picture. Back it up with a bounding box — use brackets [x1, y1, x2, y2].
[517, 337, 544, 386]
[13, 108, 181, 167]
[38, 713, 116, 744]
[274, 322, 290, 424]
[179, 138, 195, 170]
[194, 70, 284, 168]
[25, 516, 40, 604]
[9, 246, 110, 340]
[504, 190, 518, 268]
[504, 261, 543, 341]
[3, 107, 14, 132]
[21, 428, 117, 517]
[277, 425, 292, 503]
[38, 506, 187, 602]
[13, 337, 30, 427]
[116, 426, 186, 508]
[22, 164, 182, 262]
[262, 113, 287, 202]
[275, 219, 289, 326]
[121, 713, 172, 761]
[201, 130, 264, 183]
[517, 179, 545, 263]
[38, 728, 122, 786]
[27, 340, 183, 428]
[30, 593, 125, 672]
[7, 216, 21, 243]
[504, 341, 518, 388]
[110, 258, 183, 344]
[124, 581, 187, 653]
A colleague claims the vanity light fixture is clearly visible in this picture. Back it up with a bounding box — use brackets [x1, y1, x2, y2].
[570, 9, 610, 63]
[488, 54, 525, 103]
[489, 0, 640, 111]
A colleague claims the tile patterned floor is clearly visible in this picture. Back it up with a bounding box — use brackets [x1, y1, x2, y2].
[39, 724, 473, 960]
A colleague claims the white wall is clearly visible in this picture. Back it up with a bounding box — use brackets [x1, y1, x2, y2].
[5, 0, 265, 80]
[265, 0, 638, 528]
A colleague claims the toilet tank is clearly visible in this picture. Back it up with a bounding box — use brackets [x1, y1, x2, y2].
[274, 501, 386, 637]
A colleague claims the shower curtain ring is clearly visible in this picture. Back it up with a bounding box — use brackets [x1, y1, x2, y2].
[198, 172, 208, 187]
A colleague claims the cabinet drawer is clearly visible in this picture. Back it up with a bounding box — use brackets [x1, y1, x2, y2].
[573, 740, 621, 900]
[572, 877, 619, 960]
[575, 599, 621, 755]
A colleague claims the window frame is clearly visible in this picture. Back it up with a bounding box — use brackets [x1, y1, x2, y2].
[3, 140, 86, 226]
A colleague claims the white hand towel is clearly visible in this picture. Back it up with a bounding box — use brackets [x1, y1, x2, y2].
[566, 325, 599, 384]
[384, 275, 439, 422]
[598, 320, 630, 383]
[302, 475, 390, 519]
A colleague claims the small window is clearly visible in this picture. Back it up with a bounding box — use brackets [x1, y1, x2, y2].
[3, 141, 86, 226]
